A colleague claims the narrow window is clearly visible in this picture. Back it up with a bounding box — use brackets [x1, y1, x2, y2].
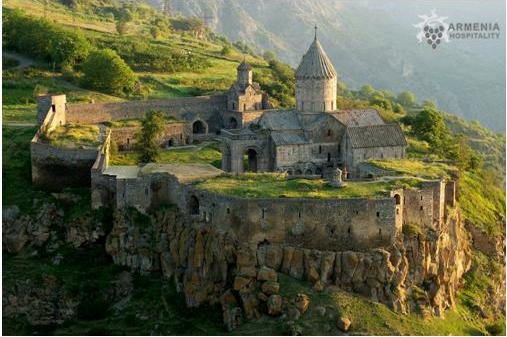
[51, 104, 56, 112]
[243, 103, 246, 111]
[378, 228, 382, 236]
[327, 129, 332, 137]
[347, 227, 351, 234]
[262, 208, 266, 219]
[376, 211, 380, 217]
[298, 211, 301, 218]
[327, 153, 331, 162]
[232, 102, 236, 110]
[145, 187, 148, 196]
[420, 196, 423, 200]
[331, 101, 334, 110]
[420, 206, 423, 211]
[227, 208, 230, 214]
[355, 210, 359, 215]
[396, 209, 399, 215]
[319, 145, 322, 154]
[127, 138, 130, 145]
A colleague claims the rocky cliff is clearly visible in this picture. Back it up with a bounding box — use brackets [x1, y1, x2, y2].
[105, 202, 473, 329]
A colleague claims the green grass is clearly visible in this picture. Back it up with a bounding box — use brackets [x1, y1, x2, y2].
[45, 123, 100, 148]
[234, 273, 491, 335]
[110, 143, 222, 168]
[459, 170, 506, 235]
[2, 104, 37, 123]
[195, 173, 423, 199]
[2, 126, 53, 211]
[367, 158, 456, 180]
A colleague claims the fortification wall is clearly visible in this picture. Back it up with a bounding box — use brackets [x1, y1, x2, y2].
[31, 136, 98, 188]
[66, 95, 228, 131]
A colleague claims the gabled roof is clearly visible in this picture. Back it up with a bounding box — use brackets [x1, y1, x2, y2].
[258, 110, 302, 131]
[271, 132, 308, 146]
[330, 109, 385, 127]
[295, 38, 337, 80]
[346, 124, 407, 148]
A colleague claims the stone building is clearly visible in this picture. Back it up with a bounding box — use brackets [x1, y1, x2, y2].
[221, 32, 407, 177]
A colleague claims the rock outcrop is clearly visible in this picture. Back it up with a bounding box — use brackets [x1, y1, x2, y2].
[104, 202, 472, 329]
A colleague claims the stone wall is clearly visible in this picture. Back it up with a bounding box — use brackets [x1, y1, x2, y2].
[345, 144, 406, 177]
[296, 77, 337, 113]
[110, 123, 191, 150]
[31, 135, 99, 188]
[66, 95, 228, 133]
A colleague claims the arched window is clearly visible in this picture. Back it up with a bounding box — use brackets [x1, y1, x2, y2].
[327, 153, 331, 162]
[394, 194, 401, 205]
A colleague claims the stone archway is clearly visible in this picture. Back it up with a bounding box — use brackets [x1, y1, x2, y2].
[229, 117, 238, 129]
[192, 120, 207, 134]
[243, 148, 258, 172]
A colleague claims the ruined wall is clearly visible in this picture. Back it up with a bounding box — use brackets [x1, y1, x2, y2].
[36, 94, 66, 126]
[110, 123, 191, 150]
[31, 137, 98, 188]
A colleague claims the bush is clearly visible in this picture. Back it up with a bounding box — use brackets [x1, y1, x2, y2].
[81, 49, 136, 96]
[3, 10, 90, 68]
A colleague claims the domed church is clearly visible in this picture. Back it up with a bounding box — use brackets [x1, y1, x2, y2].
[221, 29, 407, 177]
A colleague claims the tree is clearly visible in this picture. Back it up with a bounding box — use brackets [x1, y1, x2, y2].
[358, 84, 375, 100]
[221, 45, 232, 56]
[397, 91, 417, 108]
[49, 28, 90, 68]
[263, 50, 276, 62]
[393, 103, 405, 114]
[81, 49, 137, 96]
[137, 111, 166, 163]
[411, 108, 450, 154]
[369, 93, 392, 111]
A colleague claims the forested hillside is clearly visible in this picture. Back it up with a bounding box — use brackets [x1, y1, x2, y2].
[149, 0, 506, 132]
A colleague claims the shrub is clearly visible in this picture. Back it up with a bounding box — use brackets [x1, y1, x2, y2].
[3, 10, 90, 68]
[81, 49, 136, 96]
[137, 111, 166, 163]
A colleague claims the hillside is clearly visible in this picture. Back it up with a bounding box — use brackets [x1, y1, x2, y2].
[150, 0, 506, 132]
[2, 0, 505, 336]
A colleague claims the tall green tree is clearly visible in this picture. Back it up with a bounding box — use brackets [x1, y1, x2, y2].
[411, 108, 450, 154]
[397, 91, 417, 108]
[137, 111, 166, 163]
[81, 49, 136, 96]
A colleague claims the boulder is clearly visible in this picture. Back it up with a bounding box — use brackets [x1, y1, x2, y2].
[239, 290, 260, 320]
[257, 266, 278, 282]
[303, 249, 321, 284]
[261, 281, 280, 295]
[286, 305, 301, 321]
[233, 276, 251, 291]
[294, 293, 310, 314]
[281, 246, 295, 274]
[336, 316, 351, 332]
[267, 294, 282, 316]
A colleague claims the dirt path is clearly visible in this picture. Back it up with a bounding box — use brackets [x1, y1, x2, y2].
[2, 122, 37, 127]
[3, 51, 36, 69]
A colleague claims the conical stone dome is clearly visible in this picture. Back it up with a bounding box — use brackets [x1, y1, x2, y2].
[296, 38, 337, 80]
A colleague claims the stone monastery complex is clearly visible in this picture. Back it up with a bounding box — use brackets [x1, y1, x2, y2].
[29, 30, 469, 317]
